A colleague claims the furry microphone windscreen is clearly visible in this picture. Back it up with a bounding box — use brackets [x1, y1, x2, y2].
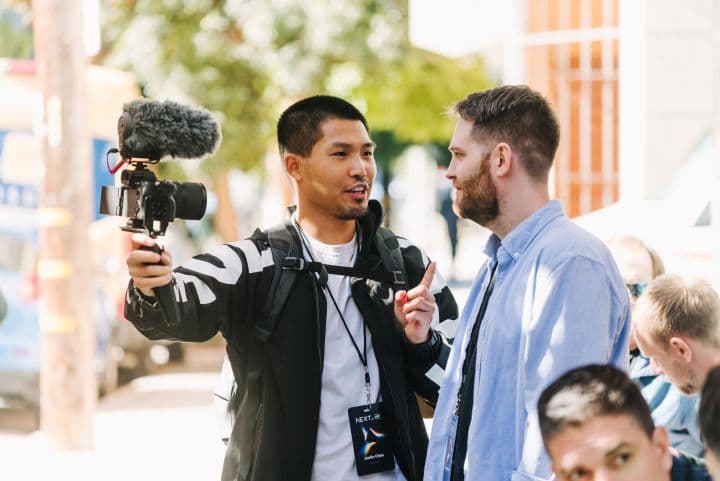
[120, 98, 222, 161]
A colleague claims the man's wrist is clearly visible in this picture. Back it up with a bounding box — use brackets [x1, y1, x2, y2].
[404, 330, 430, 345]
[130, 283, 159, 309]
[136, 286, 156, 300]
[403, 328, 440, 364]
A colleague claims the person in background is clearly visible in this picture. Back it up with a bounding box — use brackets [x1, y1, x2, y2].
[699, 366, 720, 479]
[607, 236, 703, 457]
[437, 165, 459, 278]
[0, 287, 7, 323]
[634, 275, 720, 396]
[538, 364, 711, 481]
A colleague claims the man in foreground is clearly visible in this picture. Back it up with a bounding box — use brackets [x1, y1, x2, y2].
[424, 85, 630, 481]
[125, 95, 458, 481]
[538, 364, 710, 481]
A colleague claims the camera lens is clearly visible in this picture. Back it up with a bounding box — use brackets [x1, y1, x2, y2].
[173, 182, 207, 220]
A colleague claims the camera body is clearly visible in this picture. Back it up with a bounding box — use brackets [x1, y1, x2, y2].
[100, 163, 207, 238]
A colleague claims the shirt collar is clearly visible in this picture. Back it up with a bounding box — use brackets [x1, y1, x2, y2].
[483, 200, 565, 264]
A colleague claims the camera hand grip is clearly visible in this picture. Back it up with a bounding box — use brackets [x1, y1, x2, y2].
[138, 244, 182, 326]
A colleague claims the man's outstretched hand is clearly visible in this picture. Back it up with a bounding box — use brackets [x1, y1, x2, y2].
[395, 262, 437, 344]
[126, 233, 173, 298]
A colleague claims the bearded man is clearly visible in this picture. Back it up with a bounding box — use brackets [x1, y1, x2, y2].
[423, 85, 631, 481]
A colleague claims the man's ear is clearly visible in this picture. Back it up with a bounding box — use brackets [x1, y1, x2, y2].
[669, 336, 692, 363]
[494, 142, 513, 177]
[651, 426, 673, 471]
[284, 153, 302, 182]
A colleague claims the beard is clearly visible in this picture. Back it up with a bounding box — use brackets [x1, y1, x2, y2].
[330, 202, 369, 220]
[453, 152, 499, 226]
[670, 358, 700, 394]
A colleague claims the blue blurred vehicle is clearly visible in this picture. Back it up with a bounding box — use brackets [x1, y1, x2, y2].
[0, 206, 117, 413]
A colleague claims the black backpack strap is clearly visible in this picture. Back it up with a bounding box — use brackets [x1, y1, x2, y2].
[252, 221, 301, 342]
[220, 219, 312, 481]
[276, 227, 408, 289]
[281, 257, 400, 286]
[374, 227, 408, 290]
[251, 222, 408, 343]
[223, 222, 303, 480]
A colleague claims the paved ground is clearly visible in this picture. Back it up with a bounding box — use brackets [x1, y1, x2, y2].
[0, 345, 227, 481]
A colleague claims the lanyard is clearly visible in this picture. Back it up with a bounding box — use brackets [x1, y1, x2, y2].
[294, 220, 372, 405]
[454, 261, 498, 415]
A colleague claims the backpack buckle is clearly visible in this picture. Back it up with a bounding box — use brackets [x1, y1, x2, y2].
[392, 271, 406, 285]
[282, 257, 305, 271]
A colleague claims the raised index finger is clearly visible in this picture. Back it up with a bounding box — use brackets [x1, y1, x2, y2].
[420, 261, 436, 290]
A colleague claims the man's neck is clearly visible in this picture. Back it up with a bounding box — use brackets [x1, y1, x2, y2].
[295, 206, 356, 245]
[490, 184, 550, 239]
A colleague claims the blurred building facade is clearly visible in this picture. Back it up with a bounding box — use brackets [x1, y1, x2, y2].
[410, 0, 720, 217]
[410, 0, 720, 285]
[524, 0, 620, 218]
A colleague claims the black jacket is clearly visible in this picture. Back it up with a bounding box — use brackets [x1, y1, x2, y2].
[671, 455, 712, 481]
[125, 201, 458, 481]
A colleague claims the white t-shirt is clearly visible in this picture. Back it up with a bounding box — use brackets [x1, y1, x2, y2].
[302, 230, 406, 481]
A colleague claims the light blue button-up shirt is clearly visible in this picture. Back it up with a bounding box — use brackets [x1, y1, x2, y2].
[630, 352, 703, 458]
[425, 200, 631, 481]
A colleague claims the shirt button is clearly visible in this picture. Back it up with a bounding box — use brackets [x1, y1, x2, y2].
[513, 252, 520, 259]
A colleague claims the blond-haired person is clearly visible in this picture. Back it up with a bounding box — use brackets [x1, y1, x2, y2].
[633, 275, 720, 395]
[607, 238, 703, 457]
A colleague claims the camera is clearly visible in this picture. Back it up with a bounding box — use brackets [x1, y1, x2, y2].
[99, 163, 207, 238]
[99, 99, 220, 238]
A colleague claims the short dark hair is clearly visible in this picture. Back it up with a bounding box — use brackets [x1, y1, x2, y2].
[699, 365, 720, 458]
[538, 364, 655, 444]
[449, 85, 560, 181]
[277, 95, 369, 157]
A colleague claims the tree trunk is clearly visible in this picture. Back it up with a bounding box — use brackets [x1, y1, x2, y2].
[212, 168, 239, 243]
[32, 0, 95, 448]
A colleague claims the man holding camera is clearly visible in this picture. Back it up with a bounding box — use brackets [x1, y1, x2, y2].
[124, 95, 458, 481]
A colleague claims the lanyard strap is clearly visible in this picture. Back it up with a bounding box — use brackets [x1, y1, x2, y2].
[326, 285, 368, 369]
[450, 261, 498, 481]
[294, 220, 372, 404]
[455, 261, 498, 414]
